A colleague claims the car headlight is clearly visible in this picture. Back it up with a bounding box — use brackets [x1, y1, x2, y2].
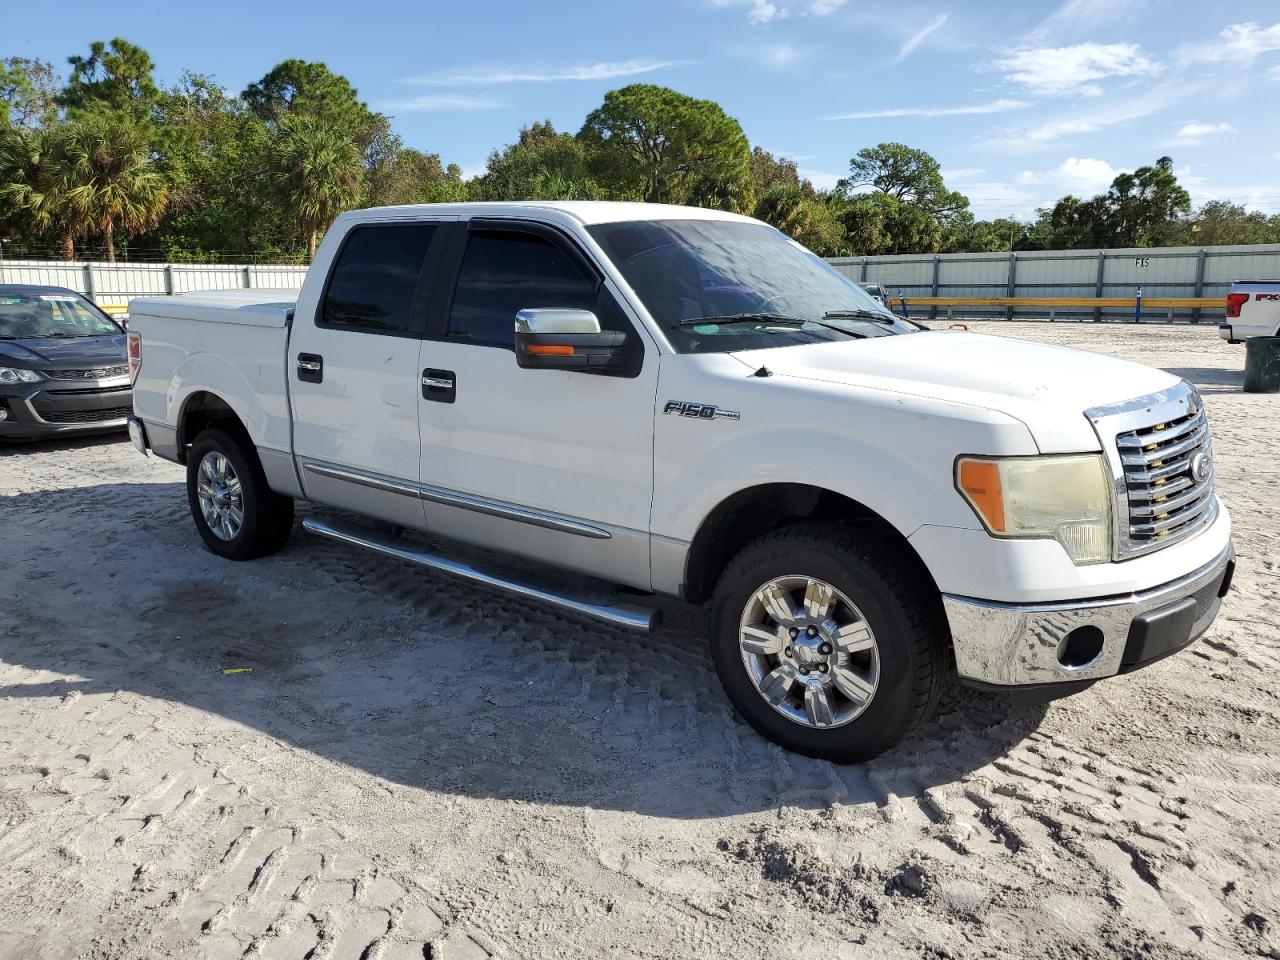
[0, 366, 43, 385]
[956, 454, 1113, 565]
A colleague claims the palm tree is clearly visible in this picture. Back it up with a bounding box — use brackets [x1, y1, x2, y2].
[273, 113, 361, 260]
[46, 116, 168, 262]
[0, 125, 83, 259]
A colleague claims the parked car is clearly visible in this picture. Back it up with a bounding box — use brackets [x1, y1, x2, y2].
[857, 282, 892, 307]
[1220, 280, 1280, 343]
[0, 284, 132, 440]
[126, 202, 1234, 762]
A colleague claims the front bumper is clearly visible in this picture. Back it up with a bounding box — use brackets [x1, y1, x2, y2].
[943, 542, 1235, 688]
[0, 375, 132, 440]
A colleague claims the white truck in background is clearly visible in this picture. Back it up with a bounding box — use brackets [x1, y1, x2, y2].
[125, 201, 1235, 763]
[1220, 280, 1280, 343]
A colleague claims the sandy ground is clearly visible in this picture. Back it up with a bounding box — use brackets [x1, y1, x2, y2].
[1, 321, 1277, 960]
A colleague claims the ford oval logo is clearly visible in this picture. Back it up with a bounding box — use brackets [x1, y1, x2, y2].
[1190, 451, 1213, 483]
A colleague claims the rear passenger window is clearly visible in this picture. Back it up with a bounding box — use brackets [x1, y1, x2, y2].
[448, 231, 597, 347]
[320, 224, 436, 334]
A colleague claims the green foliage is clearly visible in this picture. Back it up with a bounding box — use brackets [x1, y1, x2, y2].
[470, 121, 602, 201]
[58, 38, 159, 124]
[272, 112, 362, 258]
[45, 114, 169, 261]
[579, 84, 753, 212]
[754, 186, 844, 256]
[0, 58, 58, 130]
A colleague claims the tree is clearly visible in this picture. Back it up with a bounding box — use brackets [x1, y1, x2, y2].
[45, 115, 169, 261]
[945, 216, 1028, 253]
[838, 143, 969, 222]
[1102, 156, 1191, 247]
[362, 114, 467, 207]
[58, 38, 159, 123]
[578, 84, 753, 212]
[471, 121, 602, 201]
[243, 59, 373, 146]
[273, 112, 361, 259]
[754, 186, 844, 255]
[750, 147, 808, 197]
[0, 58, 59, 130]
[1176, 201, 1280, 246]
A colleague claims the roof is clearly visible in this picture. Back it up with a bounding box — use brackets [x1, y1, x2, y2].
[0, 283, 84, 297]
[342, 200, 761, 227]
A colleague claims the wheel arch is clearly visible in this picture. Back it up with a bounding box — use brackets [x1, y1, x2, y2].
[176, 390, 251, 464]
[680, 482, 942, 608]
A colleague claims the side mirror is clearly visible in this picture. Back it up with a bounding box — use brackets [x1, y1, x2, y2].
[514, 309, 626, 372]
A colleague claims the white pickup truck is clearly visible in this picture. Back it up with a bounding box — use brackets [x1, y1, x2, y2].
[1220, 280, 1280, 343]
[126, 201, 1234, 762]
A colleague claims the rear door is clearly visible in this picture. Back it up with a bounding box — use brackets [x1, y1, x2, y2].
[290, 217, 453, 528]
[416, 219, 658, 590]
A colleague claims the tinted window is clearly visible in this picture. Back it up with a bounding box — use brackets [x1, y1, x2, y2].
[320, 224, 436, 334]
[448, 231, 597, 347]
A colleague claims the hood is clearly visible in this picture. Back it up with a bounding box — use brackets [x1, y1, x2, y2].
[0, 334, 127, 369]
[730, 330, 1179, 453]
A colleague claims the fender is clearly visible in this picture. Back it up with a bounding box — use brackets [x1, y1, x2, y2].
[168, 350, 285, 453]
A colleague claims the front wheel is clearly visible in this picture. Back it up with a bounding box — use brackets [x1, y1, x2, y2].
[710, 523, 947, 763]
[186, 427, 294, 561]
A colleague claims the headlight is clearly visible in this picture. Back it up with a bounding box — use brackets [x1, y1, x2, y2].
[0, 367, 43, 385]
[956, 454, 1113, 565]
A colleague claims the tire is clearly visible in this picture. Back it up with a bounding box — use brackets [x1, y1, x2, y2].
[709, 522, 947, 763]
[186, 426, 294, 561]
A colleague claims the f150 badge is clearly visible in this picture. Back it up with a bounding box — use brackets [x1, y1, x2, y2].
[663, 400, 741, 421]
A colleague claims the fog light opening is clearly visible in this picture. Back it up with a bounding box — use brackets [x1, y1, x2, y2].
[1057, 626, 1105, 669]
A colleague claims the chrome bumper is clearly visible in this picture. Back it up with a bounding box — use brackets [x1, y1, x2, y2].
[127, 415, 149, 456]
[943, 544, 1235, 688]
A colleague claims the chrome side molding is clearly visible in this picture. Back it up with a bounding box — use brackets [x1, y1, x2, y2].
[301, 517, 660, 633]
[300, 460, 611, 540]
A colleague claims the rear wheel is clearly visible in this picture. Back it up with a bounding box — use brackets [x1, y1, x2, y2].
[186, 427, 294, 560]
[710, 523, 947, 763]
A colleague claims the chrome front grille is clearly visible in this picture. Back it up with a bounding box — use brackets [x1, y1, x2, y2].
[43, 365, 128, 380]
[1118, 405, 1215, 549]
[1087, 383, 1217, 560]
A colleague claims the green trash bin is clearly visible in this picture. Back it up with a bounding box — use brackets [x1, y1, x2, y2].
[1244, 336, 1280, 393]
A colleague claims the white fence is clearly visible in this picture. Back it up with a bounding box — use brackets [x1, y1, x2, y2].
[5, 242, 1280, 322]
[0, 259, 309, 311]
[828, 243, 1280, 322]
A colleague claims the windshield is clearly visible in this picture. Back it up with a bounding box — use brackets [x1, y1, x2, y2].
[0, 293, 121, 340]
[587, 219, 922, 354]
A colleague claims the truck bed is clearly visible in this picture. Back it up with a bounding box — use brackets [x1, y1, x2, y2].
[128, 290, 300, 462]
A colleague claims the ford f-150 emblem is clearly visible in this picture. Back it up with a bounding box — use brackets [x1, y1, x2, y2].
[1190, 451, 1213, 483]
[663, 400, 740, 421]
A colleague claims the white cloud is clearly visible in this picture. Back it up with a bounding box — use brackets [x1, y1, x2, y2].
[1180, 21, 1280, 64]
[1017, 157, 1122, 195]
[758, 41, 805, 68]
[1028, 0, 1148, 41]
[712, 0, 845, 21]
[797, 167, 843, 190]
[824, 98, 1027, 120]
[406, 59, 693, 86]
[985, 86, 1183, 149]
[1164, 121, 1236, 147]
[941, 168, 987, 180]
[896, 13, 948, 63]
[380, 95, 503, 112]
[996, 42, 1159, 96]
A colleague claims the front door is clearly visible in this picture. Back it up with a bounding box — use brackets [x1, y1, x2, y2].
[290, 218, 451, 529]
[417, 220, 658, 590]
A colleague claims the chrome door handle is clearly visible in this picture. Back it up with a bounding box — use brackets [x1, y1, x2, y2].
[421, 375, 454, 389]
[422, 368, 456, 403]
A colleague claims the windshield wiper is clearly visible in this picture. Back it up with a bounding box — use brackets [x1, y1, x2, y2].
[678, 313, 807, 327]
[823, 309, 898, 324]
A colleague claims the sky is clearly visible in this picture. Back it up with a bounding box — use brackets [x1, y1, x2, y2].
[10, 0, 1280, 221]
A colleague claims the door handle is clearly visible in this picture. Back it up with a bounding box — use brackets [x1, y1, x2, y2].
[422, 368, 456, 403]
[297, 353, 323, 383]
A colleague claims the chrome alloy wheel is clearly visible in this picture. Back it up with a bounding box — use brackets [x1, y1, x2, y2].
[739, 576, 881, 729]
[196, 451, 244, 541]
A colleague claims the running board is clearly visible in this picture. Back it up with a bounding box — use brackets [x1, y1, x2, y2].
[301, 517, 661, 633]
